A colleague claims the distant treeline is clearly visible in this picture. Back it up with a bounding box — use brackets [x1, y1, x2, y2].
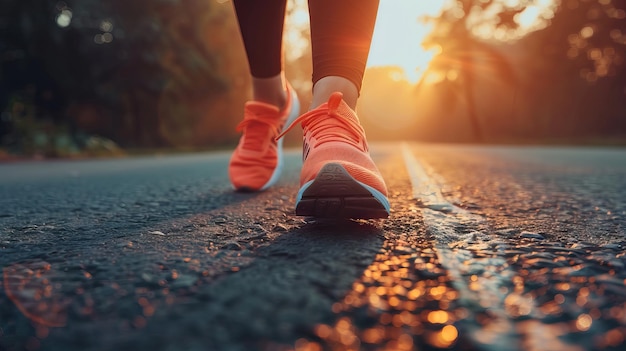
[0, 0, 252, 156]
[360, 0, 626, 144]
[1, 0, 625, 157]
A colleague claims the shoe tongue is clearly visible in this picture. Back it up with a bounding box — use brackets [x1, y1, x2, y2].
[327, 92, 344, 111]
[240, 101, 280, 152]
[245, 101, 280, 116]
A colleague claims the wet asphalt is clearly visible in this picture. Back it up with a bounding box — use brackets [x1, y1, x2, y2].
[0, 143, 625, 351]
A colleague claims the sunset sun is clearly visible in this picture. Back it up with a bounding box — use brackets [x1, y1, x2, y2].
[367, 0, 446, 83]
[283, 0, 561, 138]
[283, 0, 447, 84]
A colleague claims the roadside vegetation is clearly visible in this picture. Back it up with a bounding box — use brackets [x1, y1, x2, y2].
[1, 0, 625, 158]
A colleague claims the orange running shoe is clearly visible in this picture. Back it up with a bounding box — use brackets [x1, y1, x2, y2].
[277, 92, 390, 219]
[229, 84, 300, 191]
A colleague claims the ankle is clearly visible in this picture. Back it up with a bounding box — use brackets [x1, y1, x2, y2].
[311, 76, 359, 110]
[251, 74, 287, 110]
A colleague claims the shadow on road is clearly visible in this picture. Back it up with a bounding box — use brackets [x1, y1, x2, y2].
[121, 219, 386, 350]
[1, 198, 386, 351]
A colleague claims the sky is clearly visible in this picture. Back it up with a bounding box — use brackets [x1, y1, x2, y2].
[367, 0, 447, 83]
[367, 0, 557, 82]
[285, 0, 557, 84]
[283, 0, 447, 83]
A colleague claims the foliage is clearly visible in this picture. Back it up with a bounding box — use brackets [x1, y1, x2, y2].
[2, 0, 625, 153]
[412, 0, 626, 143]
[0, 0, 247, 155]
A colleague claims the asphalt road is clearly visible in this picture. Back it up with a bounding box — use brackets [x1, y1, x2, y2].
[0, 143, 625, 351]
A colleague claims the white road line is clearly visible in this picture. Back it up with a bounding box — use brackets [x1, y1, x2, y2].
[401, 143, 574, 351]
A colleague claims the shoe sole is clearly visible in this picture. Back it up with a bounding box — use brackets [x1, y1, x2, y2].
[295, 163, 390, 219]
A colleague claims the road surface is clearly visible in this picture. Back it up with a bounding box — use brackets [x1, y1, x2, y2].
[1, 143, 625, 351]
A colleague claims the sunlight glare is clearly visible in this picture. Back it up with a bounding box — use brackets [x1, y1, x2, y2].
[468, 0, 557, 40]
[514, 1, 556, 34]
[516, 6, 541, 27]
[284, 0, 310, 61]
[367, 0, 447, 83]
[56, 9, 72, 28]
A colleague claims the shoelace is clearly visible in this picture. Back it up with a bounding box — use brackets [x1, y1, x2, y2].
[237, 108, 282, 151]
[276, 106, 364, 148]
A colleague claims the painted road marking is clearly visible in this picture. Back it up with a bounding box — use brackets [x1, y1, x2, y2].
[401, 143, 576, 351]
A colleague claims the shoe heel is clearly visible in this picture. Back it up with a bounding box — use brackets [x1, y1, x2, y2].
[295, 163, 390, 219]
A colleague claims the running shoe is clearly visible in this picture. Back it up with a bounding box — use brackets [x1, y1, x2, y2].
[277, 92, 390, 219]
[229, 83, 300, 191]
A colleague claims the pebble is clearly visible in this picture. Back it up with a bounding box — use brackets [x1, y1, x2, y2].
[214, 217, 227, 224]
[570, 243, 594, 250]
[222, 242, 243, 251]
[272, 224, 289, 232]
[141, 273, 156, 284]
[393, 246, 414, 255]
[526, 252, 556, 260]
[524, 258, 562, 268]
[520, 231, 545, 240]
[254, 225, 268, 233]
[567, 266, 602, 277]
[170, 274, 198, 289]
[496, 228, 519, 237]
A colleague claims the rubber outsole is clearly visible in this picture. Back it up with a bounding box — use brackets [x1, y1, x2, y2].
[295, 163, 390, 219]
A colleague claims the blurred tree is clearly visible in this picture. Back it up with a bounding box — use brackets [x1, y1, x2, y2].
[0, 0, 249, 153]
[0, 0, 72, 154]
[417, 0, 626, 143]
[420, 0, 520, 141]
[515, 0, 626, 139]
[95, 0, 242, 147]
[563, 0, 626, 84]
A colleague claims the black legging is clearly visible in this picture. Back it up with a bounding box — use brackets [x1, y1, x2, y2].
[233, 0, 379, 93]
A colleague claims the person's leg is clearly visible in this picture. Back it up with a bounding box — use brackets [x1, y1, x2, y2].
[277, 0, 389, 218]
[233, 0, 288, 108]
[229, 0, 300, 192]
[308, 0, 379, 109]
